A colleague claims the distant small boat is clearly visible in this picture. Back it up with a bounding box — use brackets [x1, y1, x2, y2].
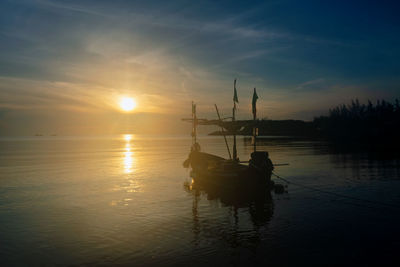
[183, 80, 275, 189]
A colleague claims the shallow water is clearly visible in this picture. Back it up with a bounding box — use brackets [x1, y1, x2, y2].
[1, 135, 400, 266]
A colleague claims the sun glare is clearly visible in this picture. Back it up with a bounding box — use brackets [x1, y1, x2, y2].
[120, 97, 137, 111]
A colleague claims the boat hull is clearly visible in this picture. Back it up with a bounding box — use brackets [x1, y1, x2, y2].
[187, 151, 274, 189]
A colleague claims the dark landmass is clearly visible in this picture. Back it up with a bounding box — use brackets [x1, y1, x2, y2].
[314, 99, 400, 144]
[209, 99, 400, 148]
[209, 119, 317, 137]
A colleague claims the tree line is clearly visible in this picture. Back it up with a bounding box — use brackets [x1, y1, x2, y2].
[313, 99, 400, 143]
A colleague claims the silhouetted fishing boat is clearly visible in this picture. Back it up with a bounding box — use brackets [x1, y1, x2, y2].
[183, 80, 276, 189]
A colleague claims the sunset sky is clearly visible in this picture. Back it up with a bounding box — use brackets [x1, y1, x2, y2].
[0, 0, 399, 135]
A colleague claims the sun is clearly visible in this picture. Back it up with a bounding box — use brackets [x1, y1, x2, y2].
[120, 97, 137, 111]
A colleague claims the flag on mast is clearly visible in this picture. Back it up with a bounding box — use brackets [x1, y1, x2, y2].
[252, 88, 258, 119]
[233, 79, 239, 104]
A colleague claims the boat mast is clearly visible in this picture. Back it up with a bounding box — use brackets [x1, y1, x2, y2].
[253, 100, 257, 153]
[215, 104, 232, 159]
[252, 88, 259, 152]
[232, 79, 238, 161]
[192, 101, 197, 145]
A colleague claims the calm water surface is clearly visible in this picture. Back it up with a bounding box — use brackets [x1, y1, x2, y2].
[1, 135, 400, 266]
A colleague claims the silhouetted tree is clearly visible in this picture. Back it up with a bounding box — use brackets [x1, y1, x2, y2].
[314, 99, 400, 145]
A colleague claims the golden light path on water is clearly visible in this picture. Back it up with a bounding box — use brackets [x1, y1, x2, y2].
[111, 134, 140, 206]
[123, 134, 135, 174]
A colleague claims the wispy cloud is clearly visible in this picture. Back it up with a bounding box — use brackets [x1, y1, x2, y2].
[295, 78, 326, 91]
[0, 0, 399, 134]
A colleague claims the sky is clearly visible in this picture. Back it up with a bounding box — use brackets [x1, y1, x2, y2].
[0, 0, 399, 135]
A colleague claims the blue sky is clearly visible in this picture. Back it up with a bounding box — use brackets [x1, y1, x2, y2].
[0, 0, 399, 134]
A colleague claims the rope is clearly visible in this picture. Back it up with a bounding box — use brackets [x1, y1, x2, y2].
[272, 171, 400, 210]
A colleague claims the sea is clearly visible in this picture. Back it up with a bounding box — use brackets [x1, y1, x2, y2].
[1, 135, 400, 266]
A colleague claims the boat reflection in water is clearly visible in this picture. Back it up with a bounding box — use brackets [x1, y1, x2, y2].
[183, 173, 274, 263]
[184, 174, 274, 228]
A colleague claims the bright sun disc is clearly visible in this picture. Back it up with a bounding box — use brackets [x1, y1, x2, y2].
[120, 97, 137, 111]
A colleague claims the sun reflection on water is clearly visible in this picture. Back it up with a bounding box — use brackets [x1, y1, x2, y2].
[123, 134, 135, 174]
[124, 134, 133, 142]
[124, 144, 134, 174]
[111, 134, 141, 206]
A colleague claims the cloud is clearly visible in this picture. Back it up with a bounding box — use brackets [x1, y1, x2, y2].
[295, 78, 326, 91]
[0, 0, 399, 134]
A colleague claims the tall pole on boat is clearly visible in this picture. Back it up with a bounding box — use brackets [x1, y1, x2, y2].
[192, 101, 197, 145]
[215, 104, 232, 159]
[233, 79, 238, 161]
[233, 103, 237, 160]
[252, 88, 259, 152]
